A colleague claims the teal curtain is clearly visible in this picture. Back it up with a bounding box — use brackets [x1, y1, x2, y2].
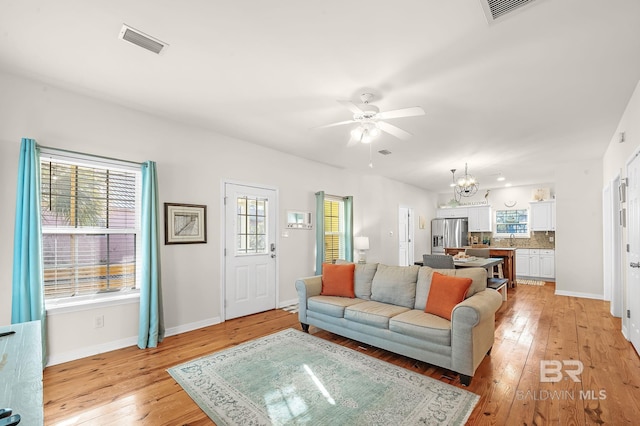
[11, 138, 47, 366]
[344, 196, 354, 262]
[138, 161, 164, 349]
[315, 191, 325, 275]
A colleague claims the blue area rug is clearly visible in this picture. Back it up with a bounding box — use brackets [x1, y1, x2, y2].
[168, 328, 478, 425]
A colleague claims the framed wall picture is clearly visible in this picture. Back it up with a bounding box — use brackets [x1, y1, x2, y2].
[164, 203, 207, 244]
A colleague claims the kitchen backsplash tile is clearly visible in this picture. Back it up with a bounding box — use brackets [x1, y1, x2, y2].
[470, 231, 555, 249]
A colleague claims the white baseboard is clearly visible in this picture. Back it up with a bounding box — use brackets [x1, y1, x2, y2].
[622, 325, 629, 340]
[278, 298, 298, 308]
[164, 316, 221, 337]
[47, 316, 222, 366]
[47, 335, 138, 366]
[554, 289, 604, 300]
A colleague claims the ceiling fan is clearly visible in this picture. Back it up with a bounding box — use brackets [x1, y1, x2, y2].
[316, 93, 425, 145]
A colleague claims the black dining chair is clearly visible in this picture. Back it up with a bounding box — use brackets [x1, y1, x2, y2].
[422, 254, 455, 269]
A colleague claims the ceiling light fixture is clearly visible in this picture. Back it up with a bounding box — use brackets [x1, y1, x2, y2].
[497, 174, 506, 182]
[350, 122, 381, 144]
[451, 163, 479, 200]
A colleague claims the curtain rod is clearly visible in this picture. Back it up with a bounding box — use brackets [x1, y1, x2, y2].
[38, 145, 144, 167]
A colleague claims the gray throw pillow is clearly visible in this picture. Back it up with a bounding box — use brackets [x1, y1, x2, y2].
[370, 264, 419, 308]
[334, 260, 378, 299]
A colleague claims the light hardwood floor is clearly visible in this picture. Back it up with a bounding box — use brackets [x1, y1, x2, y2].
[44, 283, 640, 425]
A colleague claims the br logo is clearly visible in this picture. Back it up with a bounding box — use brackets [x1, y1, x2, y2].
[540, 360, 583, 382]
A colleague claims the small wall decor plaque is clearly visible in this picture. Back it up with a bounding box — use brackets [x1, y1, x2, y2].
[165, 203, 207, 244]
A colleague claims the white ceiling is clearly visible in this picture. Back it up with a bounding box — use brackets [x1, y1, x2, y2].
[2, 0, 640, 193]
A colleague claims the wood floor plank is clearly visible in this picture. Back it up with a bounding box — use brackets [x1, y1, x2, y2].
[43, 285, 640, 425]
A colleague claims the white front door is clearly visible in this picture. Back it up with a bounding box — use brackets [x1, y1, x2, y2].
[224, 182, 277, 320]
[626, 154, 640, 353]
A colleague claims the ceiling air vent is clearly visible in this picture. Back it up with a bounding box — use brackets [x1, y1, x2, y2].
[119, 24, 168, 54]
[378, 150, 392, 155]
[480, 0, 539, 23]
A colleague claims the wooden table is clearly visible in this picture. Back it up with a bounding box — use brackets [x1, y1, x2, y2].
[446, 247, 517, 287]
[0, 321, 44, 425]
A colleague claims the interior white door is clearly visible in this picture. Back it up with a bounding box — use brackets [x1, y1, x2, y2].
[224, 183, 277, 320]
[626, 155, 640, 353]
[398, 207, 414, 266]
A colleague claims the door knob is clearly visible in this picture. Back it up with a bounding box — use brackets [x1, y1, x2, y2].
[271, 253, 276, 258]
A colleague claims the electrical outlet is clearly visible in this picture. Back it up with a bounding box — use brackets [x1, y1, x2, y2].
[549, 236, 554, 242]
[94, 315, 104, 328]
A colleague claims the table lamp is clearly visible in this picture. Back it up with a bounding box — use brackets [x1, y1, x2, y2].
[354, 236, 370, 264]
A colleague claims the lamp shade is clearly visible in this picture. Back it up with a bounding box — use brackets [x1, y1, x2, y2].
[354, 236, 370, 250]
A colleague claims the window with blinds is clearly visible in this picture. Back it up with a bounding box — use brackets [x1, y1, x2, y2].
[324, 198, 344, 262]
[40, 153, 141, 300]
[495, 209, 529, 237]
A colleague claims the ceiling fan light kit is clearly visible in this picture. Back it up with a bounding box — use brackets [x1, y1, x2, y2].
[350, 122, 380, 143]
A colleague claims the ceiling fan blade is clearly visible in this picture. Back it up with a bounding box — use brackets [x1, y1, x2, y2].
[312, 120, 356, 129]
[337, 100, 364, 115]
[377, 121, 412, 140]
[376, 106, 425, 120]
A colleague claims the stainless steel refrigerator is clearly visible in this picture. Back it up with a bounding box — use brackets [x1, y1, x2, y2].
[431, 218, 468, 254]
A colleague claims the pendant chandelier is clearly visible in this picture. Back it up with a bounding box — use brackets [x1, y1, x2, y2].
[450, 163, 479, 200]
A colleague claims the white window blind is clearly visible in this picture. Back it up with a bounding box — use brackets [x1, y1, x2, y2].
[40, 150, 141, 300]
[324, 197, 344, 262]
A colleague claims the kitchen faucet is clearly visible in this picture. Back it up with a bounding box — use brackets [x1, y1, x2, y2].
[510, 234, 515, 247]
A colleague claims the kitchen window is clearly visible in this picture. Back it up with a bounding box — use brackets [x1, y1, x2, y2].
[494, 209, 529, 237]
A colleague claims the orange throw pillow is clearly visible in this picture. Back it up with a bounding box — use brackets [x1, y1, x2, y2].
[321, 263, 356, 298]
[425, 272, 472, 320]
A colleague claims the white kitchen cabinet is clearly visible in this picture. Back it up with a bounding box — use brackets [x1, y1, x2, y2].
[436, 207, 469, 218]
[516, 249, 530, 276]
[539, 249, 555, 279]
[528, 249, 540, 277]
[530, 200, 556, 231]
[468, 205, 492, 232]
[516, 248, 555, 280]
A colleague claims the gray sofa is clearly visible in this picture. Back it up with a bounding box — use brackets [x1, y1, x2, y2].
[295, 263, 503, 385]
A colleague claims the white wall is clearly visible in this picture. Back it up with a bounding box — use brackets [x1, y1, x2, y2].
[0, 71, 437, 364]
[603, 79, 640, 334]
[554, 159, 603, 298]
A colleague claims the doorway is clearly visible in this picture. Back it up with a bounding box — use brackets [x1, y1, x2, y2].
[398, 207, 415, 266]
[223, 182, 278, 320]
[626, 154, 640, 353]
[604, 178, 624, 317]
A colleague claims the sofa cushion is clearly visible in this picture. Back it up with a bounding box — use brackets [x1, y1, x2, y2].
[335, 260, 378, 300]
[355, 263, 378, 299]
[389, 310, 452, 346]
[425, 272, 472, 321]
[321, 263, 355, 298]
[308, 296, 365, 318]
[344, 301, 410, 329]
[415, 266, 487, 310]
[370, 264, 419, 308]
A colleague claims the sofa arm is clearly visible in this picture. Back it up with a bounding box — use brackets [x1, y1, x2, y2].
[452, 288, 503, 327]
[295, 275, 322, 324]
[450, 289, 503, 377]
